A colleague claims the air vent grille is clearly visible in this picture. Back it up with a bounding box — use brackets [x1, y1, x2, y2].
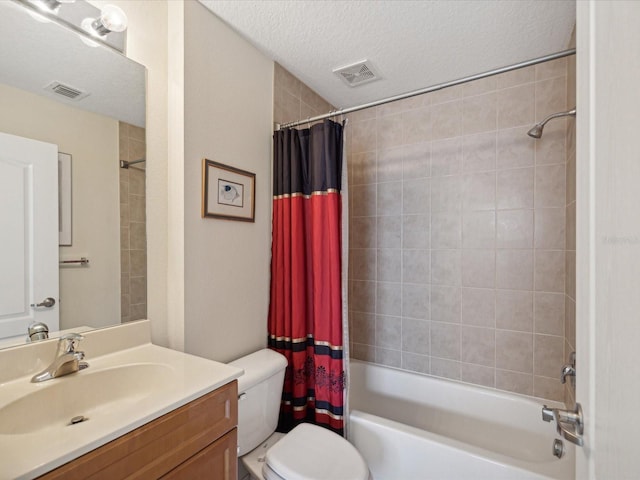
[333, 61, 380, 87]
[44, 82, 89, 101]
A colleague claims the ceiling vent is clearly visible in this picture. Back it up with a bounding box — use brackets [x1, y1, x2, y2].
[44, 81, 89, 101]
[333, 60, 380, 87]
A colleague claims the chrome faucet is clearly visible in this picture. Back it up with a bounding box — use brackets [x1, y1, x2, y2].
[31, 333, 89, 383]
[561, 351, 576, 385]
[542, 403, 584, 446]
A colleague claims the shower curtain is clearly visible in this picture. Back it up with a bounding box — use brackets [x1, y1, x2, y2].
[268, 119, 345, 435]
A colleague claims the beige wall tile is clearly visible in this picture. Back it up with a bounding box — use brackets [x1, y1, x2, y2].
[377, 215, 401, 248]
[496, 249, 534, 290]
[495, 66, 535, 89]
[496, 126, 535, 169]
[351, 247, 377, 281]
[130, 250, 147, 277]
[430, 357, 461, 380]
[403, 178, 431, 214]
[497, 84, 535, 129]
[462, 211, 496, 249]
[430, 285, 461, 323]
[402, 318, 430, 355]
[431, 175, 462, 213]
[462, 326, 495, 366]
[462, 249, 495, 288]
[534, 292, 565, 336]
[462, 288, 495, 327]
[431, 212, 462, 249]
[403, 215, 430, 249]
[350, 280, 376, 313]
[462, 172, 496, 211]
[403, 250, 431, 285]
[535, 57, 568, 81]
[351, 216, 376, 248]
[565, 297, 576, 347]
[377, 113, 404, 150]
[376, 315, 402, 349]
[376, 282, 401, 316]
[463, 131, 496, 173]
[402, 352, 430, 373]
[534, 334, 564, 377]
[534, 250, 565, 293]
[402, 106, 433, 144]
[130, 276, 146, 304]
[274, 64, 301, 97]
[351, 119, 378, 154]
[377, 248, 400, 282]
[535, 119, 566, 166]
[534, 376, 564, 402]
[497, 167, 534, 209]
[496, 369, 533, 396]
[377, 181, 402, 216]
[130, 304, 146, 321]
[534, 208, 566, 249]
[429, 85, 464, 105]
[496, 330, 533, 373]
[431, 100, 462, 140]
[496, 290, 533, 332]
[535, 76, 567, 122]
[129, 194, 146, 223]
[377, 146, 404, 182]
[352, 343, 375, 362]
[535, 164, 566, 208]
[403, 142, 431, 178]
[565, 250, 576, 299]
[430, 321, 461, 360]
[352, 184, 377, 217]
[351, 312, 375, 345]
[464, 76, 497, 97]
[461, 363, 495, 388]
[375, 348, 401, 368]
[431, 138, 462, 176]
[431, 249, 462, 286]
[120, 225, 130, 251]
[566, 202, 576, 251]
[351, 151, 377, 185]
[496, 209, 534, 248]
[463, 92, 497, 134]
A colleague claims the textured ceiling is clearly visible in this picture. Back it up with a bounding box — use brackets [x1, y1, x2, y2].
[200, 0, 576, 111]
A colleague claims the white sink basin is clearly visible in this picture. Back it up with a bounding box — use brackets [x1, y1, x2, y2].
[0, 331, 243, 480]
[0, 363, 174, 435]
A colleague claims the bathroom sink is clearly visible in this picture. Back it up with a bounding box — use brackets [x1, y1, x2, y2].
[0, 363, 174, 435]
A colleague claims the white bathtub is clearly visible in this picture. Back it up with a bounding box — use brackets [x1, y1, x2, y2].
[348, 361, 574, 480]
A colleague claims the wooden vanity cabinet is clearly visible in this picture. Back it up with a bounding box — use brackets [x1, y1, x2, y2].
[39, 380, 238, 480]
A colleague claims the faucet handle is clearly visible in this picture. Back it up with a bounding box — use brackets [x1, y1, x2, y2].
[58, 333, 84, 354]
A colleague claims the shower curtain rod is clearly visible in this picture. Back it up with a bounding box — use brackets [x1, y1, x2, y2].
[277, 48, 576, 129]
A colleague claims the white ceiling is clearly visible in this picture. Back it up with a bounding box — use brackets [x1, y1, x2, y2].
[200, 0, 576, 111]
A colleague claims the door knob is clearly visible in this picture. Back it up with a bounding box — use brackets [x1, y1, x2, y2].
[31, 297, 56, 308]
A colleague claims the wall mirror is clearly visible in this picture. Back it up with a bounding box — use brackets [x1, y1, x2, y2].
[0, 1, 146, 348]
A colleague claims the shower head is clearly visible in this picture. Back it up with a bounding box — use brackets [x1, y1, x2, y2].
[527, 108, 576, 139]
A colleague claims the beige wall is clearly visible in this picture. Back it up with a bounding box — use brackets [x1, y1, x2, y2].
[183, 1, 274, 362]
[347, 58, 571, 402]
[0, 83, 120, 330]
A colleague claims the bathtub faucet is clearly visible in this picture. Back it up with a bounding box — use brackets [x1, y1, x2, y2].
[541, 403, 584, 446]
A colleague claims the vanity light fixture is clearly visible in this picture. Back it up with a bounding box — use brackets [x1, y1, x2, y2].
[30, 0, 75, 14]
[81, 4, 127, 37]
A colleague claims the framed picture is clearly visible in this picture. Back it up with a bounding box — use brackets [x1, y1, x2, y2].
[202, 159, 255, 222]
[58, 152, 72, 245]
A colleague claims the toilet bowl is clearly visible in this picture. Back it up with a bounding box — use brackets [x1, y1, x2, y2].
[229, 349, 369, 480]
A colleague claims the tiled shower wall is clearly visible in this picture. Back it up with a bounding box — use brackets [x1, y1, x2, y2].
[347, 58, 574, 402]
[274, 63, 333, 126]
[119, 121, 147, 322]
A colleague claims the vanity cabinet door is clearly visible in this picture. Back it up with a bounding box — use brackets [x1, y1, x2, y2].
[161, 428, 237, 480]
[38, 381, 237, 479]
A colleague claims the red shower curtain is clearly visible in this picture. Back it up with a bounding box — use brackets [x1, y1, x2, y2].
[268, 120, 344, 435]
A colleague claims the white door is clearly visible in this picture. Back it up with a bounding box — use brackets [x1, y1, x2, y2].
[576, 1, 640, 478]
[0, 131, 59, 340]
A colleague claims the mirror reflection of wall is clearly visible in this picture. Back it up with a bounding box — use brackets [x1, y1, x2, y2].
[119, 123, 147, 322]
[0, 83, 121, 330]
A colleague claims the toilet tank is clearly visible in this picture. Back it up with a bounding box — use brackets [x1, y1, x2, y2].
[229, 349, 288, 455]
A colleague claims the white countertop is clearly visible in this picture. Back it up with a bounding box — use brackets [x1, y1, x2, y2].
[0, 322, 243, 479]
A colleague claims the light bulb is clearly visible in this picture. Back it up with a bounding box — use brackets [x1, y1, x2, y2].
[99, 5, 127, 33]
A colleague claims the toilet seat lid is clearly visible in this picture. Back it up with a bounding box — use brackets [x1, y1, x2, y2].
[265, 423, 369, 480]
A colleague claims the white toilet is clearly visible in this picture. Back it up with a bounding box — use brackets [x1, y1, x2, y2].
[229, 349, 369, 480]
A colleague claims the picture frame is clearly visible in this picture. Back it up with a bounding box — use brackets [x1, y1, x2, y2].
[202, 159, 255, 222]
[58, 152, 72, 245]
